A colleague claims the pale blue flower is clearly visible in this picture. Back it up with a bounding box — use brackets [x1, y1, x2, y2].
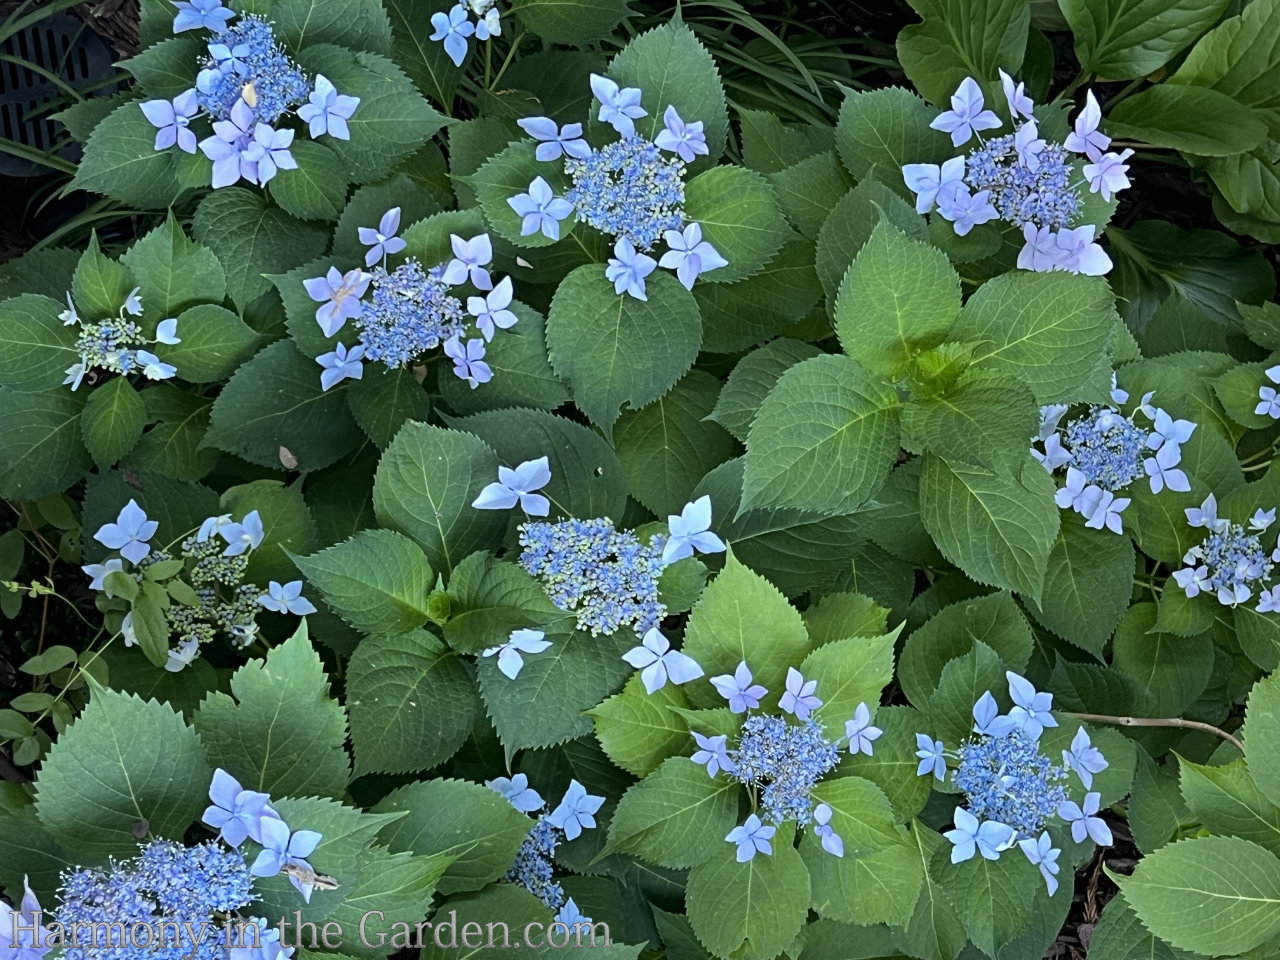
[930, 77, 1001, 146]
[482, 628, 552, 679]
[1059, 792, 1112, 846]
[200, 98, 259, 188]
[1014, 119, 1046, 171]
[155, 317, 180, 344]
[812, 803, 843, 858]
[903, 155, 966, 214]
[58, 292, 78, 326]
[317, 341, 365, 391]
[202, 768, 279, 847]
[297, 74, 359, 140]
[1251, 508, 1276, 532]
[82, 557, 124, 591]
[710, 661, 767, 713]
[554, 898, 591, 936]
[1018, 832, 1061, 895]
[244, 122, 296, 184]
[136, 350, 177, 381]
[779, 667, 822, 721]
[1055, 466, 1103, 517]
[1062, 727, 1108, 789]
[972, 690, 1017, 737]
[517, 116, 591, 162]
[123, 287, 143, 316]
[442, 233, 494, 289]
[546, 779, 604, 840]
[605, 238, 657, 301]
[1174, 563, 1210, 599]
[1018, 222, 1068, 272]
[165, 637, 201, 672]
[999, 68, 1034, 120]
[444, 335, 492, 389]
[1257, 387, 1280, 419]
[622, 628, 703, 694]
[258, 580, 317, 615]
[250, 817, 324, 901]
[430, 4, 474, 67]
[140, 89, 199, 153]
[654, 105, 708, 163]
[944, 806, 1014, 863]
[94, 499, 158, 564]
[1032, 434, 1071, 472]
[691, 732, 734, 777]
[0, 876, 51, 960]
[726, 814, 774, 862]
[467, 276, 518, 340]
[473, 456, 552, 515]
[1064, 90, 1110, 160]
[1186, 493, 1229, 533]
[121, 611, 138, 647]
[937, 186, 997, 236]
[219, 509, 264, 557]
[359, 207, 406, 267]
[845, 702, 882, 756]
[230, 920, 293, 960]
[658, 222, 728, 289]
[590, 73, 646, 136]
[1084, 149, 1133, 202]
[1085, 489, 1129, 534]
[172, 0, 234, 33]
[1259, 585, 1280, 613]
[915, 734, 946, 780]
[1007, 672, 1057, 740]
[1144, 442, 1190, 495]
[474, 6, 501, 41]
[1054, 224, 1112, 276]
[303, 266, 372, 337]
[509, 176, 573, 240]
[486, 772, 544, 813]
[661, 495, 726, 564]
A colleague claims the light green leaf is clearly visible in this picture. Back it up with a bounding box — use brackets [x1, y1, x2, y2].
[834, 87, 950, 189]
[374, 777, 535, 895]
[1108, 84, 1267, 156]
[614, 370, 737, 517]
[896, 0, 1029, 104]
[811, 775, 903, 852]
[72, 101, 185, 208]
[194, 623, 351, 798]
[838, 706, 933, 822]
[0, 389, 90, 500]
[120, 212, 226, 316]
[680, 550, 812, 709]
[899, 824, 968, 960]
[802, 592, 890, 648]
[81, 376, 145, 469]
[902, 374, 1038, 475]
[0, 294, 81, 390]
[348, 631, 476, 777]
[1112, 602, 1213, 715]
[1181, 758, 1280, 857]
[709, 339, 821, 442]
[933, 839, 1041, 957]
[686, 823, 809, 960]
[159, 304, 259, 384]
[192, 188, 330, 310]
[372, 421, 506, 576]
[682, 166, 789, 282]
[270, 140, 349, 221]
[321, 846, 450, 959]
[1122, 836, 1280, 956]
[605, 756, 740, 868]
[385, 0, 460, 109]
[437, 304, 570, 416]
[816, 179, 927, 305]
[1024, 517, 1135, 658]
[36, 683, 210, 858]
[292, 529, 433, 637]
[802, 832, 923, 928]
[546, 266, 702, 439]
[741, 354, 900, 514]
[443, 552, 565, 655]
[271, 0, 392, 54]
[509, 0, 633, 45]
[768, 150, 853, 240]
[589, 676, 690, 778]
[120, 35, 205, 98]
[1062, 0, 1226, 79]
[920, 454, 1059, 602]
[802, 634, 896, 739]
[738, 110, 831, 174]
[923, 639, 1006, 744]
[1245, 671, 1280, 800]
[73, 233, 136, 321]
[1087, 892, 1198, 960]
[949, 271, 1119, 404]
[606, 19, 727, 163]
[835, 222, 961, 378]
[347, 368, 433, 450]
[205, 340, 363, 470]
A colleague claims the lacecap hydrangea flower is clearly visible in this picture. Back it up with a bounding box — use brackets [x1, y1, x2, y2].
[915, 672, 1110, 895]
[695, 660, 883, 862]
[1176, 495, 1280, 609]
[306, 217, 518, 391]
[1256, 364, 1280, 419]
[138, 1, 358, 190]
[59, 289, 180, 391]
[509, 75, 727, 299]
[1031, 378, 1195, 535]
[429, 0, 502, 67]
[904, 73, 1131, 275]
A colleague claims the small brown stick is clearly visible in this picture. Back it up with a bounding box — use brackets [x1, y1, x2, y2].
[1066, 711, 1243, 753]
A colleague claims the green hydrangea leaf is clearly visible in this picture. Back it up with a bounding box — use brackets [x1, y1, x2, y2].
[81, 376, 146, 469]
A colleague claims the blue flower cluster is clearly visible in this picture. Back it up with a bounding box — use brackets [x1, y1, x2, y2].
[57, 840, 252, 960]
[903, 72, 1133, 275]
[84, 503, 314, 671]
[510, 75, 727, 299]
[1032, 380, 1196, 535]
[1175, 495, 1280, 609]
[518, 517, 667, 636]
[915, 673, 1110, 895]
[691, 661, 882, 862]
[489, 775, 603, 930]
[139, 0, 358, 189]
[429, 1, 502, 67]
[58, 290, 179, 391]
[306, 216, 514, 392]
